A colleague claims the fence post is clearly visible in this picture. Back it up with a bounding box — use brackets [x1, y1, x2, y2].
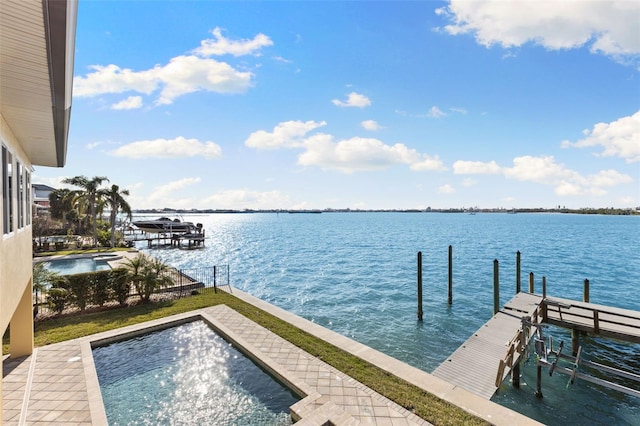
[493, 259, 500, 315]
[214, 265, 217, 293]
[448, 245, 453, 305]
[417, 252, 423, 321]
[516, 251, 521, 294]
[542, 276, 547, 298]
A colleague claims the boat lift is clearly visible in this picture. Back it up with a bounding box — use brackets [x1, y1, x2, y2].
[527, 321, 640, 399]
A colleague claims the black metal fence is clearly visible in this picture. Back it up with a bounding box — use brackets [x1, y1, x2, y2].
[171, 265, 231, 294]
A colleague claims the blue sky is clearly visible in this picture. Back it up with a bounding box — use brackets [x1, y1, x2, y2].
[34, 0, 640, 210]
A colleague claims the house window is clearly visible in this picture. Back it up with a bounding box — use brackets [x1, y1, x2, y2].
[2, 145, 14, 234]
[26, 169, 31, 225]
[18, 161, 24, 229]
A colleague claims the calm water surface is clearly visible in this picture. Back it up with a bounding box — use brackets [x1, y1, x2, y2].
[136, 212, 640, 425]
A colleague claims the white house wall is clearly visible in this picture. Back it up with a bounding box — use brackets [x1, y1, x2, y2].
[0, 113, 34, 335]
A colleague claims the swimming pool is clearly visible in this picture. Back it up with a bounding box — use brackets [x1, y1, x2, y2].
[92, 320, 299, 425]
[43, 257, 112, 275]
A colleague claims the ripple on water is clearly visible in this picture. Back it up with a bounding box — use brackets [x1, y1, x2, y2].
[136, 212, 640, 425]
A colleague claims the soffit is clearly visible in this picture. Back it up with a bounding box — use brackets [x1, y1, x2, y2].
[0, 0, 61, 167]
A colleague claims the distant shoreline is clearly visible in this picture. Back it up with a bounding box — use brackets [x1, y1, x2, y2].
[132, 207, 639, 216]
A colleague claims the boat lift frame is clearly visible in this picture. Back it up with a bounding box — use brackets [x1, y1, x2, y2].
[530, 323, 640, 399]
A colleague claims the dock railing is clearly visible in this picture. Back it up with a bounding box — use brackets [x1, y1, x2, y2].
[542, 296, 640, 344]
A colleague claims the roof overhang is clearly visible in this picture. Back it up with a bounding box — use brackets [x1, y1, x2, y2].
[0, 0, 78, 167]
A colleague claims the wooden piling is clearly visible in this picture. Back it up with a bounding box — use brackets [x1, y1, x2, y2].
[493, 259, 500, 315]
[516, 251, 521, 293]
[535, 365, 543, 398]
[542, 276, 546, 298]
[571, 329, 580, 356]
[512, 363, 520, 388]
[583, 278, 590, 303]
[417, 251, 423, 321]
[448, 245, 453, 305]
[529, 272, 534, 293]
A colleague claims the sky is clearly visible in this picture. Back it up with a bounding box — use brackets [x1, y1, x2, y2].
[34, 0, 640, 211]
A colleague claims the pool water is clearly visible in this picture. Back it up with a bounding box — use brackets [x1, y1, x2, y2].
[43, 258, 111, 275]
[92, 320, 299, 425]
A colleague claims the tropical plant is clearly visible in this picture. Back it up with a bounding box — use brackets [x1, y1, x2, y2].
[104, 184, 132, 247]
[121, 254, 145, 296]
[140, 257, 175, 302]
[48, 188, 75, 226]
[62, 175, 109, 247]
[120, 254, 175, 303]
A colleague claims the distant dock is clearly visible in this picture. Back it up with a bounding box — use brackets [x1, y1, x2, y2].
[124, 228, 205, 249]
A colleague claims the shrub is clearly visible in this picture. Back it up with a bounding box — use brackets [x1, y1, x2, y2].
[92, 271, 111, 306]
[110, 268, 131, 305]
[46, 288, 69, 314]
[65, 274, 92, 311]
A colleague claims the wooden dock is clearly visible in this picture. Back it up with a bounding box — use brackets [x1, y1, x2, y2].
[432, 292, 543, 399]
[432, 292, 640, 400]
[543, 296, 640, 344]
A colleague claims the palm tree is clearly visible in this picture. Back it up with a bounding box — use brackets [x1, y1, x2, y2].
[121, 254, 174, 303]
[121, 254, 146, 300]
[140, 257, 174, 302]
[48, 188, 76, 230]
[105, 184, 132, 247]
[62, 175, 108, 247]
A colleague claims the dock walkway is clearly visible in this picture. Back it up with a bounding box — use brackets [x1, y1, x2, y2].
[543, 296, 640, 344]
[432, 293, 543, 400]
[433, 292, 640, 400]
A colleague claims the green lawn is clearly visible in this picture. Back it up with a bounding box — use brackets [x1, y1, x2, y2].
[29, 290, 488, 426]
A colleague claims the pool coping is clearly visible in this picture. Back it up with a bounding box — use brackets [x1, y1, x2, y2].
[3, 286, 542, 425]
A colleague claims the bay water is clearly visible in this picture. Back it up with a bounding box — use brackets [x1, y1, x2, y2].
[135, 212, 639, 425]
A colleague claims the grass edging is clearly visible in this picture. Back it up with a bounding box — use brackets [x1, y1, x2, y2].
[29, 290, 488, 426]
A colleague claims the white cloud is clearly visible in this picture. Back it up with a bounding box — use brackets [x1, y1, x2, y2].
[202, 189, 292, 210]
[74, 57, 253, 105]
[332, 92, 372, 108]
[299, 135, 444, 173]
[453, 155, 634, 197]
[111, 136, 222, 160]
[438, 184, 456, 194]
[504, 155, 580, 185]
[436, 0, 640, 64]
[192, 27, 273, 57]
[73, 28, 269, 105]
[86, 142, 102, 150]
[145, 178, 201, 207]
[427, 106, 447, 118]
[245, 120, 327, 149]
[453, 160, 502, 174]
[450, 107, 468, 114]
[74, 64, 158, 97]
[273, 56, 292, 63]
[462, 178, 477, 187]
[155, 55, 253, 104]
[111, 96, 143, 110]
[246, 120, 445, 174]
[588, 169, 634, 188]
[361, 120, 382, 131]
[561, 111, 640, 163]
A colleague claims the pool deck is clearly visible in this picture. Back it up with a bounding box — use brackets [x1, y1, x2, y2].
[3, 287, 541, 425]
